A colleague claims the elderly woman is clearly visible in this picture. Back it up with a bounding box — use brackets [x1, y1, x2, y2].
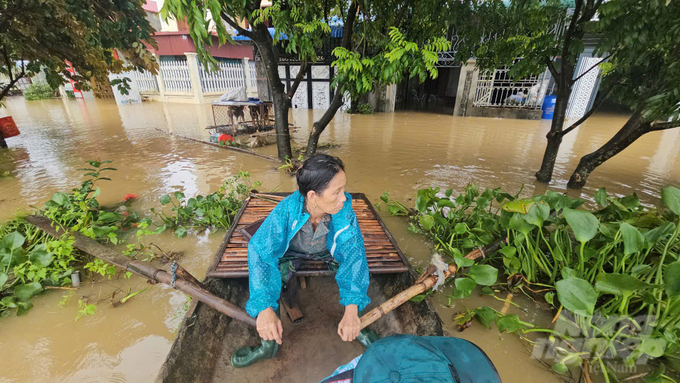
[232, 154, 374, 367]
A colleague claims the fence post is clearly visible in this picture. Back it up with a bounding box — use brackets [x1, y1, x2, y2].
[185, 52, 204, 104]
[243, 57, 253, 96]
[154, 55, 167, 102]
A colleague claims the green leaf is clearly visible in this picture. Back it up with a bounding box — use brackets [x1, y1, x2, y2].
[452, 277, 476, 299]
[160, 195, 172, 205]
[2, 232, 25, 251]
[29, 245, 54, 267]
[474, 306, 496, 329]
[509, 213, 534, 235]
[419, 214, 434, 231]
[497, 314, 522, 333]
[174, 227, 188, 238]
[556, 277, 597, 317]
[562, 208, 599, 243]
[468, 265, 498, 286]
[595, 273, 652, 297]
[481, 286, 494, 296]
[499, 246, 516, 258]
[638, 337, 666, 358]
[552, 363, 568, 374]
[561, 267, 578, 280]
[620, 223, 645, 255]
[96, 212, 119, 224]
[662, 186, 680, 215]
[410, 294, 428, 302]
[16, 301, 34, 316]
[544, 291, 555, 306]
[620, 194, 640, 209]
[595, 188, 609, 207]
[454, 223, 467, 234]
[50, 192, 69, 206]
[664, 261, 680, 296]
[438, 199, 455, 208]
[644, 222, 675, 249]
[502, 199, 534, 214]
[445, 188, 453, 197]
[523, 201, 550, 227]
[0, 272, 7, 289]
[14, 282, 43, 302]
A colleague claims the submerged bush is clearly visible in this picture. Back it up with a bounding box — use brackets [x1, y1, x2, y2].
[23, 82, 56, 101]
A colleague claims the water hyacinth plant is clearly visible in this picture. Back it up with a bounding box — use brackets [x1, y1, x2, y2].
[382, 184, 680, 381]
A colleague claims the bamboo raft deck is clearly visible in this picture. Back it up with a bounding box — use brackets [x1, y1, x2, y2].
[206, 192, 410, 278]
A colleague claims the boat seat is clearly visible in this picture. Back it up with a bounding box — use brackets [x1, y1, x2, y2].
[206, 193, 410, 279]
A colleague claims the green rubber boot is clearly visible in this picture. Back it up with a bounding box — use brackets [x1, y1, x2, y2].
[231, 338, 279, 368]
[356, 329, 380, 349]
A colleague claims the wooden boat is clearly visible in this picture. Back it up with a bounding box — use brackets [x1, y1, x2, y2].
[155, 193, 447, 383]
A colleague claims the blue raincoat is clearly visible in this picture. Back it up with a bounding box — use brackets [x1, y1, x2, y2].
[245, 191, 370, 318]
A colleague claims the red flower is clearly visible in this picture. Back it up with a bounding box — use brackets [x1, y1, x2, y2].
[123, 193, 138, 202]
[218, 134, 233, 143]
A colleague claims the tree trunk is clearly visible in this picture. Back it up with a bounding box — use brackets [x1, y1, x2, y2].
[567, 110, 649, 189]
[305, 89, 345, 156]
[251, 26, 292, 161]
[304, 0, 358, 157]
[535, 88, 571, 182]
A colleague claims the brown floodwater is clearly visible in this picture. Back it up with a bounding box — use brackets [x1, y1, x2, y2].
[0, 97, 678, 383]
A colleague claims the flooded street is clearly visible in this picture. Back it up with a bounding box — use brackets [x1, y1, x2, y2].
[0, 97, 678, 383]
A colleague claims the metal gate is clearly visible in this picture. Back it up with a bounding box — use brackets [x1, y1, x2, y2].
[278, 64, 334, 109]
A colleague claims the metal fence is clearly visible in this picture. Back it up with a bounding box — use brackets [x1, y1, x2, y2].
[473, 68, 548, 109]
[132, 70, 159, 93]
[199, 61, 246, 93]
[160, 59, 192, 93]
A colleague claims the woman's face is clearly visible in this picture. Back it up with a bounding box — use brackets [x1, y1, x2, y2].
[308, 171, 347, 215]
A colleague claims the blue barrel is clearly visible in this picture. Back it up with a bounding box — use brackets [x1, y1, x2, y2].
[542, 96, 557, 119]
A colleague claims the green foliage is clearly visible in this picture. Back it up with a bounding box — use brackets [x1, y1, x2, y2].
[74, 299, 96, 322]
[356, 103, 374, 115]
[596, 0, 680, 124]
[22, 82, 56, 101]
[387, 184, 680, 380]
[152, 172, 259, 238]
[0, 161, 138, 317]
[0, 0, 158, 104]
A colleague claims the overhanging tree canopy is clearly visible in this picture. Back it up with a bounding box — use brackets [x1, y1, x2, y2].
[0, 0, 158, 105]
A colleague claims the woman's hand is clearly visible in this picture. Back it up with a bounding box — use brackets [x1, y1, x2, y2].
[338, 304, 361, 342]
[257, 307, 283, 344]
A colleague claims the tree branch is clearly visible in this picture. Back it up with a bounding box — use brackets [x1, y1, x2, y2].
[570, 54, 610, 85]
[221, 12, 253, 38]
[545, 58, 559, 80]
[649, 120, 680, 132]
[287, 60, 308, 98]
[561, 0, 584, 64]
[559, 82, 620, 138]
[1, 45, 15, 82]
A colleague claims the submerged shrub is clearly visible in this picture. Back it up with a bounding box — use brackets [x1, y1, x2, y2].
[23, 82, 56, 101]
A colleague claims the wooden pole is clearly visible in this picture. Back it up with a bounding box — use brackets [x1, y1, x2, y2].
[360, 239, 503, 329]
[26, 215, 257, 328]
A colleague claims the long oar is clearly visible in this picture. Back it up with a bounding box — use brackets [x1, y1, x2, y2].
[26, 215, 256, 328]
[360, 238, 503, 329]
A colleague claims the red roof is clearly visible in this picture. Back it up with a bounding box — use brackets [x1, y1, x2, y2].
[142, 0, 159, 13]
